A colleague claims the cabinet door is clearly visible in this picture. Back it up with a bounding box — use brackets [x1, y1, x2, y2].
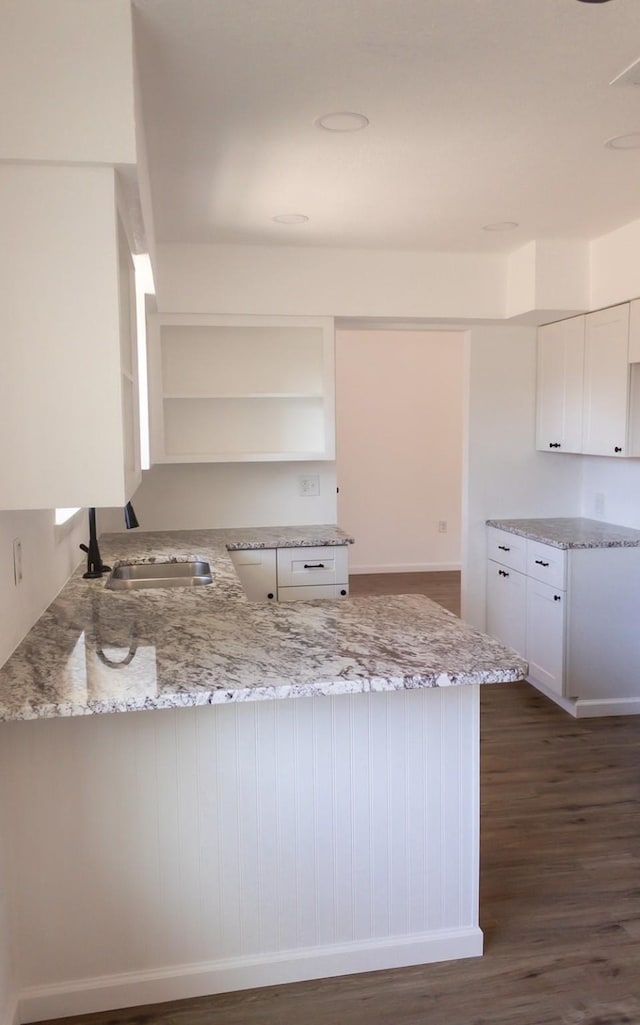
[486, 561, 526, 655]
[526, 577, 565, 697]
[228, 549, 277, 602]
[582, 304, 630, 457]
[536, 316, 584, 453]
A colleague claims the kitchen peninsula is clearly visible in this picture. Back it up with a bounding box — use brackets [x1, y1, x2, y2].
[0, 527, 527, 1023]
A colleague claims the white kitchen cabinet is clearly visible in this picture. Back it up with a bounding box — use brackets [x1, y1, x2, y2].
[228, 549, 277, 602]
[486, 526, 640, 715]
[278, 583, 349, 600]
[147, 314, 335, 464]
[486, 559, 526, 656]
[525, 577, 565, 697]
[582, 304, 630, 457]
[536, 302, 640, 459]
[536, 315, 584, 453]
[0, 164, 141, 510]
[230, 545, 349, 602]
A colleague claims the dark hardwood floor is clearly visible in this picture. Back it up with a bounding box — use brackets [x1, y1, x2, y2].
[348, 570, 461, 616]
[41, 573, 640, 1025]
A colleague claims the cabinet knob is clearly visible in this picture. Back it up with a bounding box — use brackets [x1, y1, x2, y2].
[615, 446, 622, 453]
[267, 592, 274, 600]
[498, 569, 509, 578]
[340, 589, 347, 596]
[535, 559, 550, 567]
[553, 595, 561, 602]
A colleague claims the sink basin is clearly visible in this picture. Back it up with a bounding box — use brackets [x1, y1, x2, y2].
[105, 560, 213, 590]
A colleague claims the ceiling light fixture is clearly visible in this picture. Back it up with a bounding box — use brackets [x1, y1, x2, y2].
[272, 213, 309, 225]
[576, 1, 613, 4]
[604, 132, 640, 150]
[482, 221, 519, 232]
[316, 112, 370, 132]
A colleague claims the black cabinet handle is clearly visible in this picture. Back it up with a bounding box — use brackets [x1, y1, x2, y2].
[340, 589, 347, 596]
[535, 559, 550, 567]
[304, 563, 325, 569]
[615, 446, 622, 453]
[267, 592, 274, 600]
[498, 545, 510, 551]
[549, 442, 561, 449]
[554, 595, 561, 602]
[498, 569, 509, 578]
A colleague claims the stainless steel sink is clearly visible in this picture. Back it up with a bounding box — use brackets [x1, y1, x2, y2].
[105, 560, 213, 590]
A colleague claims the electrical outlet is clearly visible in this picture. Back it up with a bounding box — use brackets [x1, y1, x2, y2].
[298, 474, 320, 497]
[13, 538, 23, 586]
[438, 520, 447, 534]
[594, 492, 605, 517]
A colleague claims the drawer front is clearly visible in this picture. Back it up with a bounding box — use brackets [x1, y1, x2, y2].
[526, 540, 567, 589]
[276, 545, 348, 587]
[487, 527, 527, 573]
[278, 584, 349, 602]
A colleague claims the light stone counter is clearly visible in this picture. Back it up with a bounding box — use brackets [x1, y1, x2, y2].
[0, 526, 527, 721]
[486, 516, 640, 550]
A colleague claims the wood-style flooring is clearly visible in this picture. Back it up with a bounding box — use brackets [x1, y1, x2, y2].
[41, 572, 640, 1025]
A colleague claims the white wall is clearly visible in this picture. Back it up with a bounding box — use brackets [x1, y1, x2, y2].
[0, 510, 86, 670]
[580, 456, 640, 529]
[156, 243, 507, 321]
[590, 218, 640, 312]
[335, 330, 464, 573]
[0, 0, 135, 165]
[462, 325, 583, 630]
[99, 462, 337, 533]
[0, 821, 16, 1025]
[0, 506, 85, 1025]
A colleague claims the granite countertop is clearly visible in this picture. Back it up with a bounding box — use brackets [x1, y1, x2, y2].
[486, 517, 640, 550]
[0, 526, 527, 722]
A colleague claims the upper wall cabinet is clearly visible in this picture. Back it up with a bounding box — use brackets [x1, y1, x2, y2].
[536, 315, 585, 453]
[147, 315, 335, 463]
[582, 304, 630, 457]
[537, 302, 640, 459]
[0, 164, 141, 510]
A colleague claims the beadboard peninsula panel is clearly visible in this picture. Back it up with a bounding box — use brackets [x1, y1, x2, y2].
[2, 687, 480, 1020]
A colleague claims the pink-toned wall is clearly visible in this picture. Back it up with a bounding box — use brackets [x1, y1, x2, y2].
[336, 330, 464, 573]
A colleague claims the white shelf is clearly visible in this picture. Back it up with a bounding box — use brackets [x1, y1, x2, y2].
[148, 314, 335, 464]
[162, 392, 323, 400]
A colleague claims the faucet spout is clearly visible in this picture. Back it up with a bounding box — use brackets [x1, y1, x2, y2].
[80, 508, 110, 579]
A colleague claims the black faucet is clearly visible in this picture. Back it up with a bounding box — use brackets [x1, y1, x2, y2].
[80, 502, 139, 579]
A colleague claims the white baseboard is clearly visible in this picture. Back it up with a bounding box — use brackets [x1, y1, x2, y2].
[527, 679, 640, 719]
[18, 927, 483, 1023]
[350, 562, 462, 575]
[574, 696, 640, 718]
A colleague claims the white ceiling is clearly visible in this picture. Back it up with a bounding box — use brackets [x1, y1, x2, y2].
[132, 0, 640, 253]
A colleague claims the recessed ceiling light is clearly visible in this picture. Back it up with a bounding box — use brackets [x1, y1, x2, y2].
[482, 221, 519, 232]
[316, 112, 370, 133]
[576, 1, 613, 4]
[272, 213, 309, 225]
[604, 132, 640, 150]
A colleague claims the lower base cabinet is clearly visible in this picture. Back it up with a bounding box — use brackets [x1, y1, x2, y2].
[229, 545, 349, 602]
[487, 527, 640, 710]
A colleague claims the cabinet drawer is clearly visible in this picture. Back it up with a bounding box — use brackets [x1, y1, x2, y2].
[487, 527, 527, 573]
[526, 540, 567, 589]
[276, 545, 348, 587]
[278, 584, 349, 602]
